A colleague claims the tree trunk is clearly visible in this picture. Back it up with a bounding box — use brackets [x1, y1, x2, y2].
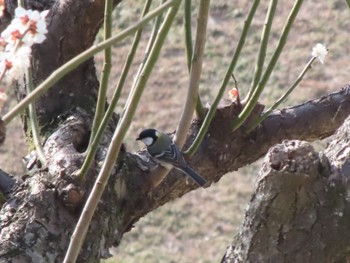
[222, 116, 350, 263]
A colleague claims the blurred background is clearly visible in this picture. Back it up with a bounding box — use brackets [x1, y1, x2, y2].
[1, 1, 349, 262]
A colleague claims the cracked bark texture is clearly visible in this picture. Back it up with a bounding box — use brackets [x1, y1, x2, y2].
[1, 0, 350, 262]
[222, 116, 350, 263]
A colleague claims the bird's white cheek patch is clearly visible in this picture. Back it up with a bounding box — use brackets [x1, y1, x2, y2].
[142, 137, 153, 146]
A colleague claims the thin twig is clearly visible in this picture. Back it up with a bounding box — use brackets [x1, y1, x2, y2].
[77, 0, 154, 178]
[184, 0, 192, 71]
[175, 0, 210, 147]
[125, 0, 162, 108]
[245, 0, 277, 101]
[183, 0, 205, 118]
[185, 0, 260, 156]
[231, 0, 304, 131]
[25, 65, 46, 165]
[89, 0, 113, 144]
[63, 1, 181, 262]
[246, 56, 316, 132]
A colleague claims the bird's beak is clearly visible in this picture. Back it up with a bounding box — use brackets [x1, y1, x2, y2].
[136, 137, 140, 141]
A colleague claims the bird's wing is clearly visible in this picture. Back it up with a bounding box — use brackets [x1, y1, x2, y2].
[155, 144, 186, 167]
[154, 144, 207, 187]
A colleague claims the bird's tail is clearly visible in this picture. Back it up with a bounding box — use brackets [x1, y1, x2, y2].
[178, 166, 207, 187]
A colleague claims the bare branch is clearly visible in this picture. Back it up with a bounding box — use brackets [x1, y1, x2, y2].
[112, 84, 350, 245]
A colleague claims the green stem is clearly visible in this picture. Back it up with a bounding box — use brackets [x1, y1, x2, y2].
[231, 0, 304, 131]
[195, 94, 205, 119]
[63, 1, 181, 262]
[25, 66, 46, 165]
[246, 0, 277, 101]
[184, 0, 193, 71]
[144, 0, 163, 59]
[246, 56, 316, 132]
[3, 0, 176, 125]
[17, 0, 24, 7]
[185, 0, 260, 156]
[175, 0, 210, 147]
[125, 0, 161, 108]
[78, 0, 153, 178]
[184, 0, 205, 119]
[143, 0, 165, 52]
[89, 0, 113, 144]
[346, 0, 350, 9]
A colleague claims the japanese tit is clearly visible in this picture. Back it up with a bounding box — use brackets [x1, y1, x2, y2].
[136, 129, 206, 187]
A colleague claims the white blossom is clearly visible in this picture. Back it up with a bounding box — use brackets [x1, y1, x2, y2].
[0, 7, 49, 82]
[0, 46, 31, 83]
[311, 43, 328, 64]
[1, 7, 49, 47]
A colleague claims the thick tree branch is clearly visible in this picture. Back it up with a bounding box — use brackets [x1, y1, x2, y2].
[112, 84, 350, 245]
[222, 115, 350, 262]
[0, 109, 119, 262]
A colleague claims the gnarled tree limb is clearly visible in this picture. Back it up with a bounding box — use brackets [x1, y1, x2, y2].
[222, 115, 350, 262]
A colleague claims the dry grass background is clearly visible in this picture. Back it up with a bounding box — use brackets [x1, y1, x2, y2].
[0, 0, 349, 262]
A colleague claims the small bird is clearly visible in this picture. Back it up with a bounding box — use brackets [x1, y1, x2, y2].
[136, 129, 206, 187]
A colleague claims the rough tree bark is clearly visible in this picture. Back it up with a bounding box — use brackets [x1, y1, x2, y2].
[0, 1, 350, 262]
[222, 115, 350, 263]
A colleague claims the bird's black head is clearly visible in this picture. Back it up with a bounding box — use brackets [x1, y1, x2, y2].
[136, 128, 158, 140]
[136, 128, 159, 146]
